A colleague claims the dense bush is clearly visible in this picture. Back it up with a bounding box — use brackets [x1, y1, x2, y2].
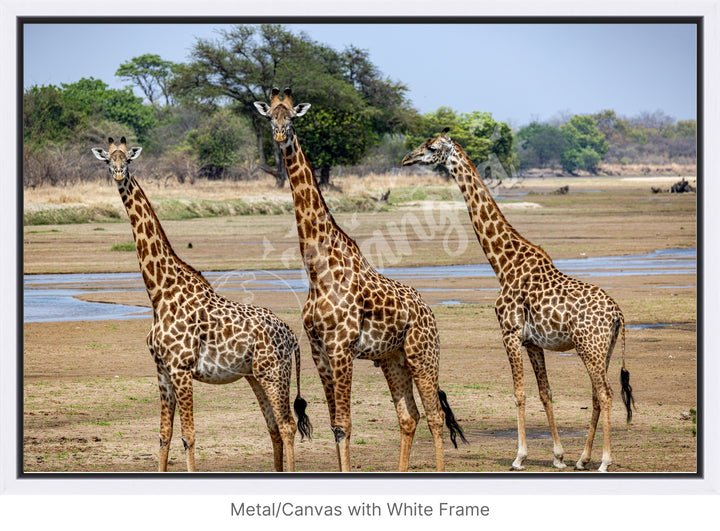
[404, 107, 517, 180]
[516, 109, 695, 174]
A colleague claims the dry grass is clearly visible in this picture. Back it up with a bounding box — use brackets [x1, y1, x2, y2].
[599, 162, 696, 176]
[23, 165, 697, 209]
[24, 170, 451, 206]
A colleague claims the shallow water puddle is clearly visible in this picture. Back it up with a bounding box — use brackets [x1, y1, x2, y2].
[23, 248, 695, 323]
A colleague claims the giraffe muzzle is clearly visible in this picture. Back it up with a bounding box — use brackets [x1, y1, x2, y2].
[401, 153, 418, 166]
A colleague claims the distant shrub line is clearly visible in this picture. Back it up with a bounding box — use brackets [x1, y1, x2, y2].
[24, 195, 385, 226]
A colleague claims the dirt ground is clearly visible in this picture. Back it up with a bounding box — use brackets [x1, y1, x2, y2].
[22, 176, 698, 474]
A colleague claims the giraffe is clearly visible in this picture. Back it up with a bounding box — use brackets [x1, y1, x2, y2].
[402, 128, 635, 472]
[91, 137, 312, 472]
[254, 88, 466, 472]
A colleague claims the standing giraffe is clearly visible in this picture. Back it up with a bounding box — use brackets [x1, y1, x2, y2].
[91, 137, 311, 472]
[402, 129, 634, 472]
[254, 88, 465, 472]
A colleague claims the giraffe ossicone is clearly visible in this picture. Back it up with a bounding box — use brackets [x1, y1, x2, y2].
[91, 136, 312, 472]
[403, 129, 635, 472]
[255, 88, 466, 472]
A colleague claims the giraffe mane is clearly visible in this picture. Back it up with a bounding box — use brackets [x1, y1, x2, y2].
[131, 176, 212, 288]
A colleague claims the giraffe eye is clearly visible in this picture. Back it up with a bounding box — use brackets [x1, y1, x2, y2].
[428, 146, 437, 152]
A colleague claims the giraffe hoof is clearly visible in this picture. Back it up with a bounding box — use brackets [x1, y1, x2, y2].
[509, 465, 525, 471]
[554, 460, 567, 469]
[574, 462, 588, 471]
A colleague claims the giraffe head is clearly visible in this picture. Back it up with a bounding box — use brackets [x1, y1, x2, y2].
[253, 88, 311, 147]
[401, 127, 455, 167]
[91, 136, 142, 183]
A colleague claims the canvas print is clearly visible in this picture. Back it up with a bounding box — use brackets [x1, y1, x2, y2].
[21, 20, 697, 474]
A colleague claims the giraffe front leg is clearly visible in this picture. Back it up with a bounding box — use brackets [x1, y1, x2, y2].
[307, 334, 342, 470]
[526, 345, 565, 469]
[155, 358, 176, 472]
[170, 369, 196, 472]
[503, 332, 528, 471]
[326, 346, 353, 472]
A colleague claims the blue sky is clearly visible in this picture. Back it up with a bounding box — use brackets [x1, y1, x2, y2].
[22, 21, 697, 127]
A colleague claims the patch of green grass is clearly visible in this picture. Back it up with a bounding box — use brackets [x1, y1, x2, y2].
[88, 341, 112, 348]
[463, 383, 488, 391]
[109, 242, 136, 252]
[387, 185, 461, 204]
[154, 196, 374, 221]
[689, 407, 697, 436]
[25, 193, 387, 227]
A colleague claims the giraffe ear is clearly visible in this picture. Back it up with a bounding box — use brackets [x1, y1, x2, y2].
[294, 103, 311, 117]
[441, 127, 451, 136]
[128, 147, 142, 160]
[91, 148, 109, 161]
[254, 101, 271, 117]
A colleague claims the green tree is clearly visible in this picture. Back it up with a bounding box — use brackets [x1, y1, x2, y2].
[61, 77, 157, 142]
[516, 122, 566, 169]
[116, 53, 178, 107]
[671, 119, 697, 139]
[23, 84, 87, 146]
[171, 24, 415, 186]
[560, 115, 608, 173]
[187, 109, 254, 179]
[298, 107, 375, 186]
[406, 107, 516, 179]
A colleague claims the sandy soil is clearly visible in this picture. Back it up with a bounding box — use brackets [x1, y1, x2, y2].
[21, 176, 698, 474]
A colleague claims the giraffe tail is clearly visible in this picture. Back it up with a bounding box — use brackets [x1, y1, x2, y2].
[439, 389, 468, 448]
[293, 343, 313, 440]
[616, 314, 636, 423]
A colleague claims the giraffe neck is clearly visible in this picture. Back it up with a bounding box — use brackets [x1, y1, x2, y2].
[117, 175, 209, 305]
[445, 143, 533, 281]
[280, 136, 353, 276]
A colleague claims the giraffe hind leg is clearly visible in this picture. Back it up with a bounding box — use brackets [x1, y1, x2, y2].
[248, 374, 296, 472]
[412, 375, 447, 472]
[169, 369, 196, 472]
[526, 344, 565, 469]
[576, 342, 614, 472]
[403, 333, 451, 473]
[576, 385, 600, 470]
[379, 353, 420, 472]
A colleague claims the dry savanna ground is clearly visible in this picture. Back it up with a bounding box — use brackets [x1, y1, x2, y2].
[22, 171, 698, 474]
